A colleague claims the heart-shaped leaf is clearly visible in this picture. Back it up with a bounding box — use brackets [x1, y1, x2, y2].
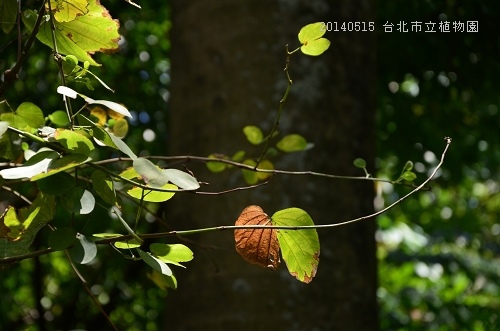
[234, 205, 280, 270]
[272, 208, 320, 284]
[298, 22, 331, 56]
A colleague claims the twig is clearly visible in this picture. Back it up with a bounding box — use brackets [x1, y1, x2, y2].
[64, 250, 120, 331]
[0, 138, 451, 265]
[254, 44, 294, 168]
[0, 0, 48, 97]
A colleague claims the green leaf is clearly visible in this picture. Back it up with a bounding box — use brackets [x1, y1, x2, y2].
[48, 110, 70, 127]
[22, 10, 99, 66]
[401, 171, 417, 182]
[276, 134, 310, 152]
[91, 170, 117, 205]
[298, 22, 330, 56]
[61, 187, 95, 215]
[147, 270, 177, 291]
[92, 233, 122, 239]
[133, 158, 170, 187]
[86, 99, 132, 118]
[138, 248, 172, 276]
[23, 0, 119, 66]
[70, 233, 97, 264]
[241, 159, 274, 184]
[30, 153, 91, 181]
[127, 183, 177, 202]
[0, 102, 45, 133]
[114, 239, 142, 249]
[48, 227, 77, 250]
[0, 121, 7, 138]
[1, 0, 17, 34]
[77, 114, 119, 150]
[36, 172, 75, 195]
[402, 160, 414, 172]
[243, 125, 263, 145]
[206, 154, 227, 173]
[272, 208, 320, 284]
[162, 169, 200, 190]
[241, 159, 258, 185]
[150, 243, 194, 268]
[48, 0, 89, 22]
[0, 193, 56, 258]
[353, 158, 367, 169]
[108, 131, 137, 159]
[53, 128, 94, 155]
[0, 150, 59, 180]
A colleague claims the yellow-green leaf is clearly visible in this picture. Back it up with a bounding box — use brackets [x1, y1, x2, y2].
[0, 193, 56, 258]
[272, 208, 320, 284]
[298, 22, 330, 56]
[0, 102, 45, 133]
[48, 0, 89, 22]
[53, 128, 95, 155]
[127, 183, 177, 202]
[114, 239, 142, 249]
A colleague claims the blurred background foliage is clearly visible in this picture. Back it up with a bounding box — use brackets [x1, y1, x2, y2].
[0, 0, 499, 330]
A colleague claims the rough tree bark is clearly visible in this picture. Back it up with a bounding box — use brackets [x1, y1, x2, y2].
[166, 1, 378, 330]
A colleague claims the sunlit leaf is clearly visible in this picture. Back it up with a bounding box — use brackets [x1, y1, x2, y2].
[87, 99, 132, 118]
[234, 205, 280, 270]
[243, 125, 263, 145]
[133, 158, 170, 187]
[57, 86, 78, 99]
[23, 0, 120, 66]
[162, 169, 200, 190]
[48, 0, 89, 22]
[31, 153, 91, 181]
[114, 239, 142, 249]
[0, 102, 45, 133]
[272, 208, 320, 283]
[0, 193, 55, 258]
[241, 159, 273, 184]
[298, 22, 330, 56]
[70, 233, 97, 264]
[127, 183, 177, 202]
[49, 110, 70, 127]
[92, 233, 122, 239]
[0, 121, 8, 138]
[0, 150, 59, 180]
[147, 270, 177, 291]
[276, 134, 310, 152]
[111, 118, 128, 138]
[150, 243, 194, 268]
[206, 154, 227, 173]
[138, 248, 172, 276]
[53, 128, 94, 155]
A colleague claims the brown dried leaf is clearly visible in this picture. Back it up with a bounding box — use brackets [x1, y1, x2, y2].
[234, 205, 280, 270]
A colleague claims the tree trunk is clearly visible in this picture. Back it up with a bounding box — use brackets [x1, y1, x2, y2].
[166, 1, 378, 330]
